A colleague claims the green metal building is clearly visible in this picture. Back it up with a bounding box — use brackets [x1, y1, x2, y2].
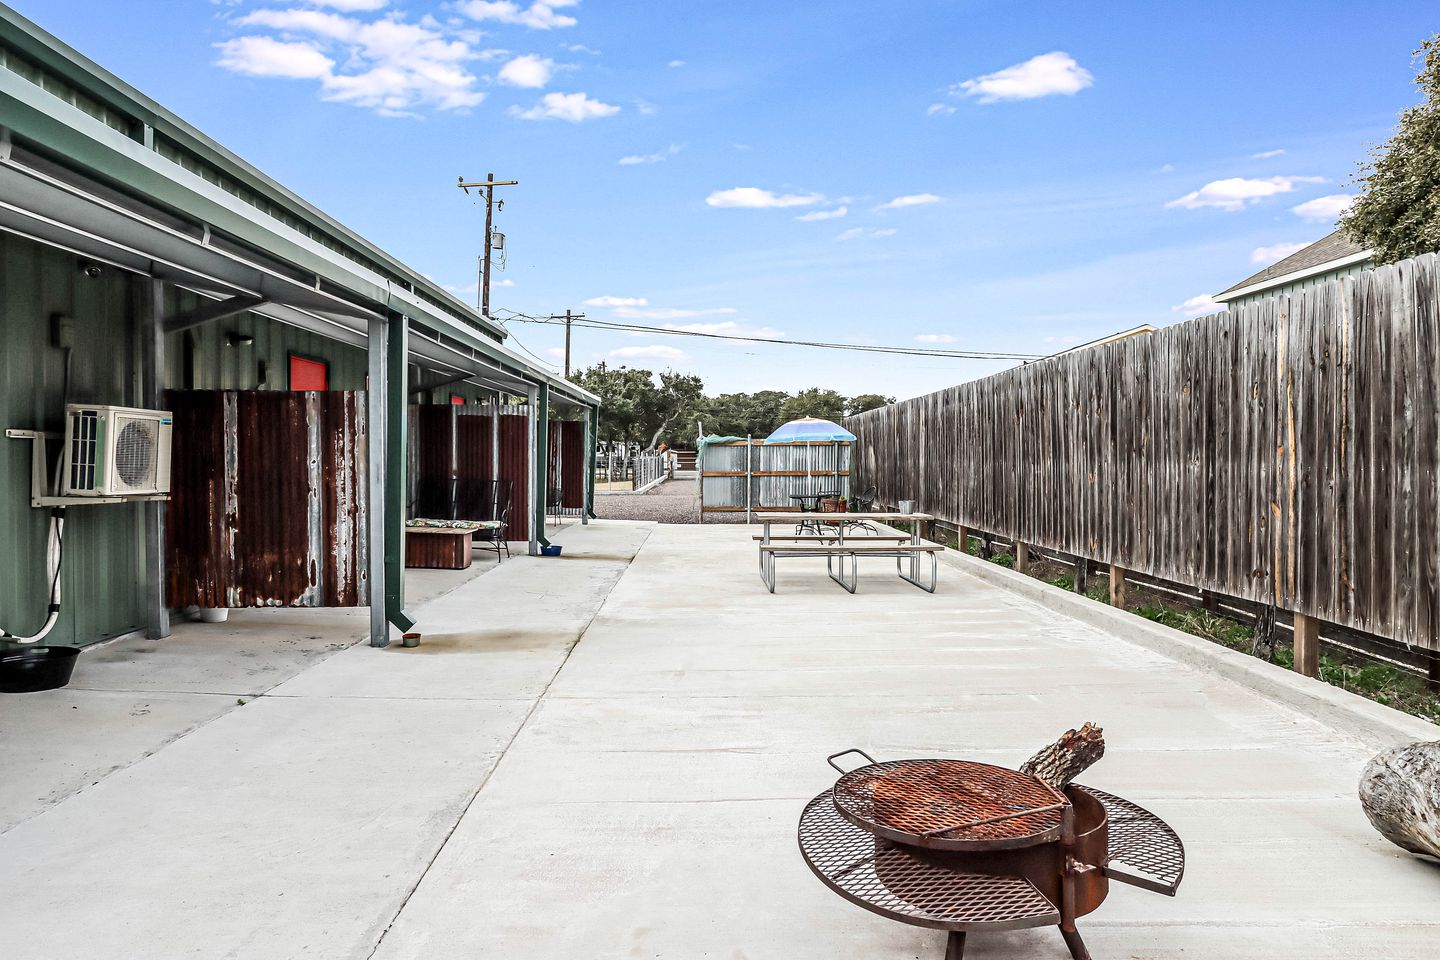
[0, 4, 598, 648]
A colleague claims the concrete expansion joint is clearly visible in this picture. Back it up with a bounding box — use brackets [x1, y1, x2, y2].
[364, 524, 651, 960]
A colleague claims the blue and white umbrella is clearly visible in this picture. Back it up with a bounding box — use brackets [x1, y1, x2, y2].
[762, 417, 855, 444]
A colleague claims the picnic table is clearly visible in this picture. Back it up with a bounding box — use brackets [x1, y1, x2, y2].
[755, 512, 941, 594]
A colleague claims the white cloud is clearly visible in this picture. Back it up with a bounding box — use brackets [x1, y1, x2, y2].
[613, 306, 737, 320]
[795, 206, 848, 221]
[706, 187, 824, 209]
[1165, 176, 1325, 212]
[584, 295, 648, 307]
[220, 9, 487, 114]
[927, 102, 956, 117]
[456, 0, 579, 30]
[915, 333, 959, 343]
[1251, 241, 1309, 264]
[953, 51, 1093, 104]
[619, 143, 682, 165]
[836, 228, 864, 241]
[1252, 148, 1285, 159]
[1173, 294, 1222, 317]
[634, 99, 658, 115]
[877, 193, 942, 210]
[1292, 194, 1354, 223]
[565, 43, 600, 54]
[608, 345, 687, 362]
[498, 54, 555, 87]
[510, 91, 619, 121]
[667, 59, 685, 67]
[494, 278, 516, 287]
[215, 36, 335, 79]
[311, 0, 389, 9]
[836, 227, 897, 241]
[871, 228, 898, 238]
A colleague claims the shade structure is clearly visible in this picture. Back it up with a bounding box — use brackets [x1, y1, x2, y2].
[762, 417, 856, 444]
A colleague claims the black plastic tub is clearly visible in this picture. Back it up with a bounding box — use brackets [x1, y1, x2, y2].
[0, 645, 80, 693]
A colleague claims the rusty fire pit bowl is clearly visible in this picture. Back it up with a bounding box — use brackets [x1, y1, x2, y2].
[800, 751, 1185, 960]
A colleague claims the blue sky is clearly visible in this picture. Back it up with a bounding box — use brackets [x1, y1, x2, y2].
[17, 0, 1439, 399]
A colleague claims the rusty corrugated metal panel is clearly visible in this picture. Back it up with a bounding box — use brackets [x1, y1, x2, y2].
[499, 412, 529, 541]
[412, 404, 456, 518]
[166, 390, 368, 608]
[455, 407, 494, 519]
[560, 420, 585, 509]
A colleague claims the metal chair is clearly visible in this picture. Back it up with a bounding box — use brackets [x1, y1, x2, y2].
[472, 479, 512, 562]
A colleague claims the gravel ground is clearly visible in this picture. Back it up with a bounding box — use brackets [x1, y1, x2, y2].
[593, 471, 742, 524]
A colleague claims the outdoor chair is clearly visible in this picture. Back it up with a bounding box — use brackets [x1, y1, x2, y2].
[471, 479, 512, 562]
[840, 485, 881, 536]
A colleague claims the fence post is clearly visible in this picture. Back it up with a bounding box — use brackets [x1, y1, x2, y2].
[1293, 612, 1320, 678]
[957, 525, 969, 554]
[1014, 542, 1030, 575]
[1073, 558, 1087, 594]
[1108, 564, 1126, 608]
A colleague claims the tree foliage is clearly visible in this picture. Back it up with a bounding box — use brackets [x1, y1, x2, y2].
[1339, 36, 1440, 264]
[570, 363, 894, 448]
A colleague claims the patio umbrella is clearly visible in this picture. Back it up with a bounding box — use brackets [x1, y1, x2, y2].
[761, 417, 856, 444]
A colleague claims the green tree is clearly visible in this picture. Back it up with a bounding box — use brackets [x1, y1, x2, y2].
[570, 362, 659, 444]
[777, 388, 848, 425]
[846, 393, 894, 416]
[1339, 36, 1440, 263]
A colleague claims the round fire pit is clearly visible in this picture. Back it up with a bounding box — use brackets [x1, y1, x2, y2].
[800, 752, 1185, 960]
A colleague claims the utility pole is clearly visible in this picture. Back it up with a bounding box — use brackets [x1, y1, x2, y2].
[457, 173, 518, 318]
[564, 309, 573, 378]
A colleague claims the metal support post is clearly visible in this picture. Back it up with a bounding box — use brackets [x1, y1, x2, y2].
[581, 404, 595, 524]
[385, 313, 415, 634]
[140, 277, 170, 639]
[366, 313, 389, 646]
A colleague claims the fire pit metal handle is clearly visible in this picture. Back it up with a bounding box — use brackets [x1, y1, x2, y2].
[826, 748, 878, 774]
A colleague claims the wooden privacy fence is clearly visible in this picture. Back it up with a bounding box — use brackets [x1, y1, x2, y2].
[847, 253, 1440, 662]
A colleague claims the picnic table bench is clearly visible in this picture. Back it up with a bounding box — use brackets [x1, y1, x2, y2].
[755, 512, 941, 594]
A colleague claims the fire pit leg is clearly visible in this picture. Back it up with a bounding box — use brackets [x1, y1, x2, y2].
[943, 930, 966, 960]
[1059, 926, 1092, 960]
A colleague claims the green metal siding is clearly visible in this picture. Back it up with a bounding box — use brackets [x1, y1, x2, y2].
[163, 296, 368, 391]
[1223, 262, 1372, 310]
[0, 233, 146, 646]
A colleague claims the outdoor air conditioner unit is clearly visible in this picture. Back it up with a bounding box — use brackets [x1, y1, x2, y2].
[61, 404, 173, 497]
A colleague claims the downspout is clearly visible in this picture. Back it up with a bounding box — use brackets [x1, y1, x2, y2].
[533, 382, 551, 551]
[384, 304, 415, 633]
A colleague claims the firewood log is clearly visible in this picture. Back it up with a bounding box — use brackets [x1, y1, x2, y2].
[1020, 723, 1106, 788]
[1359, 740, 1440, 860]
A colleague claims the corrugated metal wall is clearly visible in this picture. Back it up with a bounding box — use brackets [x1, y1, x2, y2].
[0, 234, 146, 645]
[699, 441, 851, 513]
[165, 391, 368, 608]
[559, 420, 585, 509]
[498, 413, 530, 540]
[164, 290, 368, 391]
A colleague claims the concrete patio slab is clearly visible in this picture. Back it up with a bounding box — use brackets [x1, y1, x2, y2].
[2, 520, 1437, 960]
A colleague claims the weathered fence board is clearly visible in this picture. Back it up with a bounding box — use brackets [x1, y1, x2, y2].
[848, 253, 1440, 653]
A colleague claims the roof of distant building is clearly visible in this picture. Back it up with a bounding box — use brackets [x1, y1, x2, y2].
[1214, 231, 1372, 303]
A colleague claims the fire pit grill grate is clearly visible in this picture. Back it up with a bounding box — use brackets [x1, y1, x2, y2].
[1079, 785, 1185, 895]
[798, 793, 1062, 931]
[832, 758, 1068, 850]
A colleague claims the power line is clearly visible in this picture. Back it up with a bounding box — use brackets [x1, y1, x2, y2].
[492, 310, 1042, 361]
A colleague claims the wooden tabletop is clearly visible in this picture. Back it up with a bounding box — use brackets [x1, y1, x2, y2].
[759, 512, 933, 523]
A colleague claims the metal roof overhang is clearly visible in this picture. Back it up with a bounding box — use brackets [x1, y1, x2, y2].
[0, 71, 597, 408]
